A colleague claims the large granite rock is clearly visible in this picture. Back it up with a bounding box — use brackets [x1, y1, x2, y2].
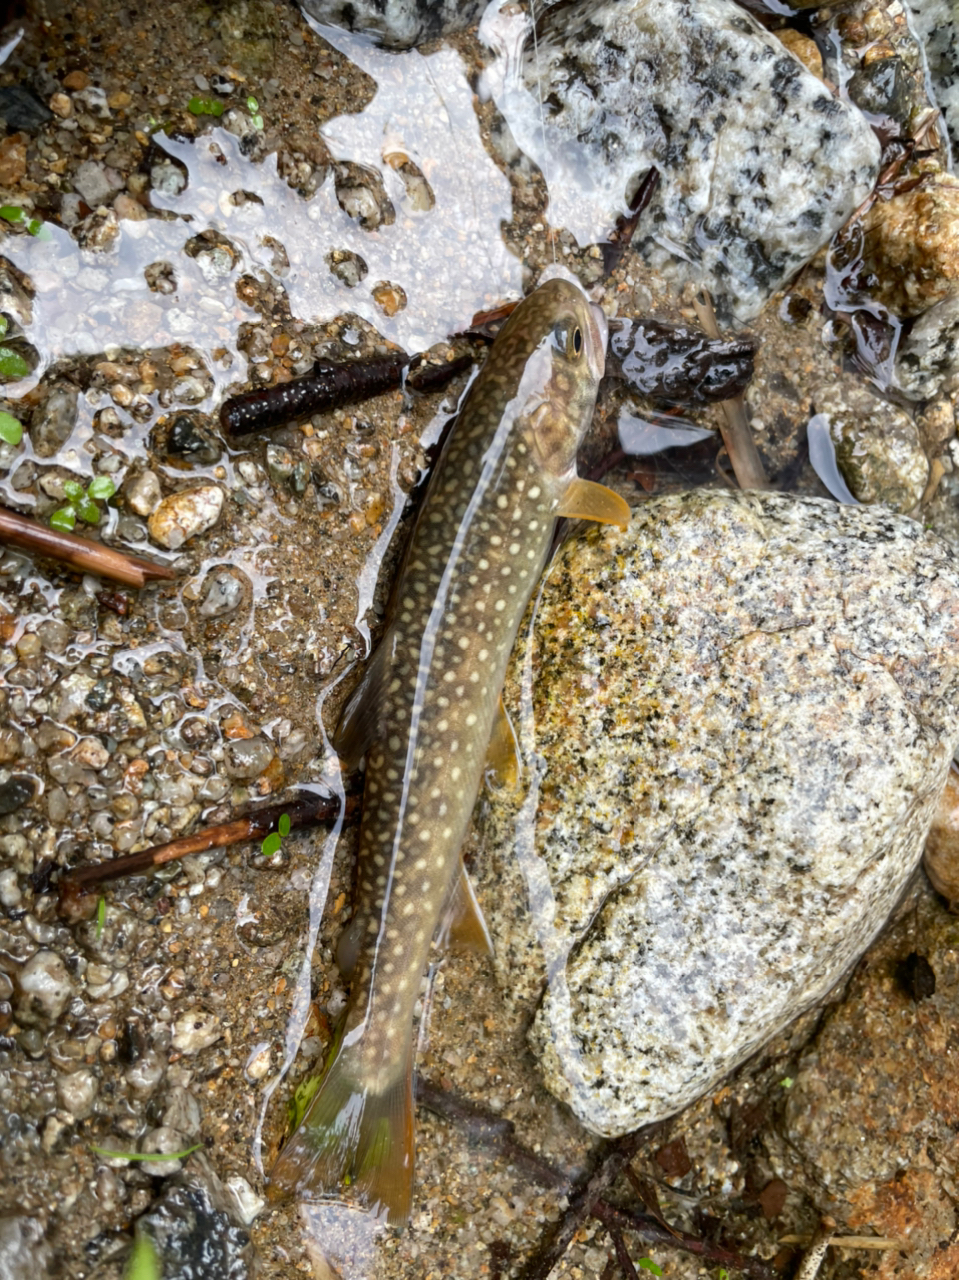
[478, 491, 959, 1137]
[299, 0, 487, 48]
[483, 0, 881, 321]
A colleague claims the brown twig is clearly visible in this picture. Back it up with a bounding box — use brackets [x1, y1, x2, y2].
[691, 291, 770, 491]
[57, 789, 359, 920]
[0, 506, 176, 588]
[602, 166, 661, 276]
[592, 1201, 779, 1280]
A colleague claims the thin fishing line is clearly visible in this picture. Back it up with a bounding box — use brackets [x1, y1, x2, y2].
[528, 0, 557, 267]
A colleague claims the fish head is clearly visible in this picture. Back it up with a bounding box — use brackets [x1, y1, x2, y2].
[502, 275, 607, 478]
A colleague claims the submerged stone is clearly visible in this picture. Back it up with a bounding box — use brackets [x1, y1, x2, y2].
[479, 491, 959, 1137]
[484, 0, 880, 321]
[300, 0, 486, 48]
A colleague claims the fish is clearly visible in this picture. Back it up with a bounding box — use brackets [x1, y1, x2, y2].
[267, 274, 630, 1223]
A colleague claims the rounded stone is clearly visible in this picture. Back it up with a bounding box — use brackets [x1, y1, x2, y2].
[223, 736, 273, 780]
[147, 485, 224, 550]
[480, 491, 959, 1137]
[171, 1008, 221, 1054]
[16, 950, 75, 1027]
[56, 1067, 98, 1119]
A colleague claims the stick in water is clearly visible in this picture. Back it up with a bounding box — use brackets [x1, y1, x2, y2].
[0, 506, 176, 587]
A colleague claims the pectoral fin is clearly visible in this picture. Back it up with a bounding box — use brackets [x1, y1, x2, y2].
[485, 696, 521, 793]
[557, 477, 631, 529]
[435, 862, 492, 956]
[333, 633, 393, 769]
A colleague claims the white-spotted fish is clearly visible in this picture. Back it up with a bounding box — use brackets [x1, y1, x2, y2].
[268, 275, 629, 1223]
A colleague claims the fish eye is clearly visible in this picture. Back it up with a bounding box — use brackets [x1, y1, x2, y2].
[572, 327, 583, 355]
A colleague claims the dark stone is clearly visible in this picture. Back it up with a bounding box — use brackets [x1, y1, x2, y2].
[847, 57, 911, 126]
[0, 775, 35, 815]
[136, 1176, 252, 1280]
[895, 950, 936, 1002]
[0, 85, 54, 133]
[164, 414, 222, 465]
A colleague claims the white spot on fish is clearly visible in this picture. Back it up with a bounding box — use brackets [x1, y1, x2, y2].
[528, 485, 541, 499]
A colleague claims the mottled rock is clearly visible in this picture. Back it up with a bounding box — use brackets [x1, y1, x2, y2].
[148, 485, 224, 550]
[198, 570, 244, 618]
[894, 291, 959, 400]
[300, 0, 486, 48]
[56, 1067, 98, 1119]
[863, 172, 959, 317]
[479, 491, 959, 1137]
[485, 0, 880, 321]
[223, 736, 273, 779]
[16, 950, 75, 1027]
[171, 1008, 222, 1054]
[814, 380, 929, 511]
[135, 1165, 254, 1279]
[0, 1216, 53, 1279]
[73, 159, 124, 208]
[30, 386, 78, 457]
[164, 413, 221, 464]
[124, 468, 161, 517]
[0, 85, 53, 133]
[0, 774, 35, 815]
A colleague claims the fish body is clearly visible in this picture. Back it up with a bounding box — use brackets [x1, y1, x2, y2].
[268, 275, 627, 1222]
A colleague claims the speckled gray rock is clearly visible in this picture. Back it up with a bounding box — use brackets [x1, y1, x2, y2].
[815, 380, 929, 511]
[299, 0, 486, 48]
[484, 0, 880, 320]
[478, 491, 959, 1137]
[15, 950, 75, 1028]
[894, 292, 959, 400]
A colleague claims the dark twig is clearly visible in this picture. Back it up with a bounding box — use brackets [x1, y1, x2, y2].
[591, 1202, 779, 1280]
[691, 291, 770, 491]
[608, 1223, 641, 1280]
[0, 505, 176, 588]
[602, 167, 661, 276]
[57, 790, 359, 920]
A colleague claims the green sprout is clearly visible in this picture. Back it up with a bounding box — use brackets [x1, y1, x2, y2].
[261, 811, 291, 857]
[187, 95, 224, 118]
[96, 896, 106, 939]
[0, 410, 22, 447]
[51, 474, 117, 532]
[780, 1076, 794, 1089]
[246, 95, 264, 129]
[0, 205, 46, 237]
[0, 346, 29, 380]
[638, 1261, 663, 1277]
[718, 1271, 729, 1280]
[91, 1142, 203, 1162]
[126, 1232, 160, 1280]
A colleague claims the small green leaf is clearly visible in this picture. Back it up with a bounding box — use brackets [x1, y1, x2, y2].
[126, 1232, 160, 1280]
[261, 831, 281, 857]
[278, 812, 291, 838]
[0, 347, 30, 380]
[77, 496, 101, 524]
[63, 479, 85, 502]
[718, 1271, 729, 1280]
[780, 1076, 794, 1089]
[187, 95, 224, 117]
[50, 506, 76, 532]
[88, 475, 116, 501]
[0, 410, 22, 446]
[96, 896, 106, 940]
[638, 1261, 662, 1277]
[246, 95, 259, 113]
[91, 1142, 203, 1162]
[251, 114, 264, 130]
[26, 217, 43, 236]
[0, 205, 23, 224]
[0, 316, 8, 337]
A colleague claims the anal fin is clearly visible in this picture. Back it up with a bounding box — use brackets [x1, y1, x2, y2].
[435, 862, 492, 957]
[556, 477, 631, 529]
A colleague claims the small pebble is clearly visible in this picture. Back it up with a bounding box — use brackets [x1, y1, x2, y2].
[198, 570, 244, 618]
[148, 485, 224, 550]
[16, 950, 75, 1027]
[223, 736, 274, 780]
[56, 1067, 99, 1119]
[171, 1008, 222, 1054]
[125, 469, 162, 517]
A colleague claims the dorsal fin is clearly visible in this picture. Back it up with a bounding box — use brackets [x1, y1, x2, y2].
[435, 862, 492, 956]
[557, 477, 631, 529]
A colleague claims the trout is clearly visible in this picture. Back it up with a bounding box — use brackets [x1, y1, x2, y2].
[268, 275, 629, 1222]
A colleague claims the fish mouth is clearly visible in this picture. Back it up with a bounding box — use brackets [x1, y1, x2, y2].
[588, 302, 608, 380]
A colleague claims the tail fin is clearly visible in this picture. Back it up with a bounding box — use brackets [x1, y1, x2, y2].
[268, 1037, 415, 1226]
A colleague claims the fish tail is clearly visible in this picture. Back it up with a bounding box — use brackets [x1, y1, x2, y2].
[268, 1036, 415, 1226]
